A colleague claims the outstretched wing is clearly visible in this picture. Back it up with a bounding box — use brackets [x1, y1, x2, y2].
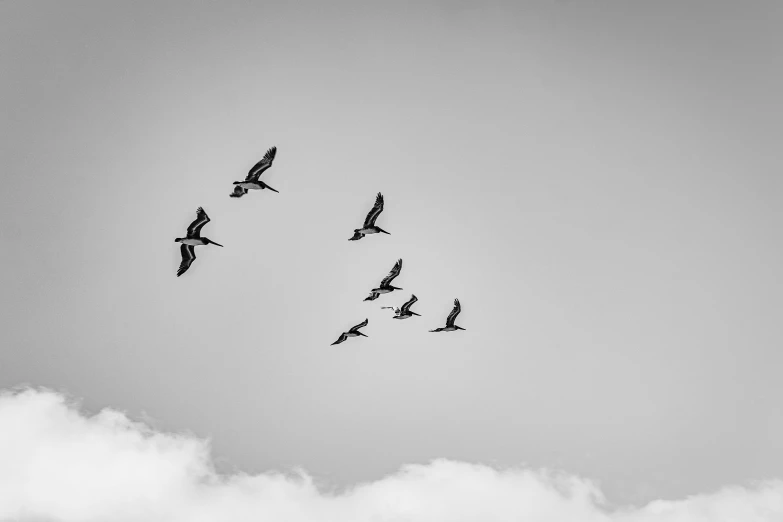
[363, 292, 380, 301]
[400, 294, 418, 314]
[177, 245, 196, 277]
[331, 332, 348, 345]
[445, 298, 461, 327]
[186, 207, 210, 237]
[348, 230, 365, 241]
[230, 186, 247, 198]
[362, 192, 384, 228]
[348, 318, 369, 333]
[246, 146, 277, 181]
[379, 258, 403, 287]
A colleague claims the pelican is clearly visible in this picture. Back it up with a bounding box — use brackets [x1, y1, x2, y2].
[331, 318, 369, 345]
[392, 294, 420, 320]
[430, 299, 465, 332]
[174, 207, 223, 277]
[365, 258, 403, 299]
[230, 146, 279, 197]
[349, 192, 390, 240]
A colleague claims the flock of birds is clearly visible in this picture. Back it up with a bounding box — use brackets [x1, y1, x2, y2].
[173, 146, 465, 345]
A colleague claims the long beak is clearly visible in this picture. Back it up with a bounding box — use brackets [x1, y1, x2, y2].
[209, 240, 224, 247]
[378, 228, 391, 235]
[457, 326, 466, 330]
[265, 184, 279, 193]
[411, 312, 421, 316]
[359, 332, 369, 337]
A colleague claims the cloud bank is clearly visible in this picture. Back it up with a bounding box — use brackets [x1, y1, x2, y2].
[0, 388, 781, 522]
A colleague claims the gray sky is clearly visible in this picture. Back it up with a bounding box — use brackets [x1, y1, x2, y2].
[1, 0, 781, 507]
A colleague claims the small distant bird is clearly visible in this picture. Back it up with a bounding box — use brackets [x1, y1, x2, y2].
[349, 192, 390, 240]
[392, 294, 420, 320]
[430, 299, 465, 332]
[230, 146, 279, 197]
[174, 207, 223, 277]
[365, 258, 403, 299]
[331, 318, 369, 345]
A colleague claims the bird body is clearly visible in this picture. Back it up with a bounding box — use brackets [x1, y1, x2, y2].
[356, 227, 383, 235]
[331, 319, 369, 345]
[349, 193, 390, 240]
[177, 238, 213, 247]
[174, 207, 223, 277]
[230, 146, 279, 197]
[370, 287, 397, 295]
[366, 258, 403, 299]
[430, 299, 465, 332]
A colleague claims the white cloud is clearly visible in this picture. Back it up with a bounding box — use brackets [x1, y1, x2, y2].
[0, 388, 780, 522]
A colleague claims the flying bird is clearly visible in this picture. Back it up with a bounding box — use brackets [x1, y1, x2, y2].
[365, 258, 403, 299]
[392, 294, 420, 320]
[430, 299, 465, 332]
[331, 318, 369, 345]
[174, 207, 223, 277]
[230, 146, 279, 197]
[349, 192, 390, 240]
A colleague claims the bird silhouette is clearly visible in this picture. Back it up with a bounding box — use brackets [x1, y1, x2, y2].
[230, 146, 279, 197]
[331, 318, 369, 345]
[349, 192, 390, 240]
[174, 207, 223, 277]
[430, 299, 465, 332]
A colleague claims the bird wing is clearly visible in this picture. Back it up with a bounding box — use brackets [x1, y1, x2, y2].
[230, 186, 247, 198]
[379, 258, 403, 287]
[245, 146, 277, 181]
[177, 245, 196, 277]
[331, 332, 348, 345]
[400, 294, 418, 314]
[348, 230, 365, 241]
[348, 318, 369, 333]
[445, 298, 461, 327]
[362, 192, 384, 228]
[363, 292, 380, 301]
[186, 207, 210, 237]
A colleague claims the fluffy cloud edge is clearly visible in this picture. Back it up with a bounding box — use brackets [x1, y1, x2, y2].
[0, 386, 781, 522]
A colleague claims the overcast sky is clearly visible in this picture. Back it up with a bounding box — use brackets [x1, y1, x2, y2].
[1, 0, 782, 515]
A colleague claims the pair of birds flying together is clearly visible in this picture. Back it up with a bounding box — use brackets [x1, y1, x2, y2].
[174, 147, 280, 276]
